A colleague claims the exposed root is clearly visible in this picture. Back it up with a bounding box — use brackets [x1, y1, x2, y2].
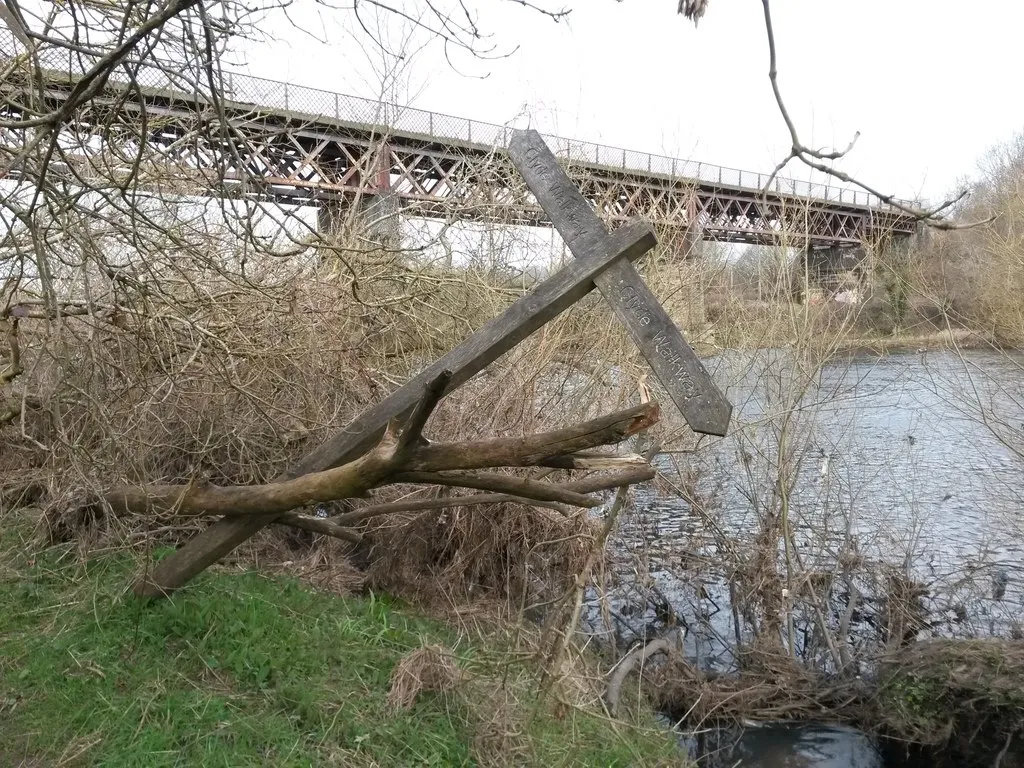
[606, 629, 682, 717]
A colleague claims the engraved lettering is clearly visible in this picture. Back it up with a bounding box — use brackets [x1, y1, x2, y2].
[522, 146, 590, 245]
[604, 290, 697, 400]
[649, 329, 696, 398]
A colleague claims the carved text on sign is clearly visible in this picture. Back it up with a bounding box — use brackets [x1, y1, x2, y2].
[621, 284, 654, 326]
[651, 329, 697, 399]
[508, 128, 732, 437]
[523, 146, 587, 247]
[620, 285, 697, 400]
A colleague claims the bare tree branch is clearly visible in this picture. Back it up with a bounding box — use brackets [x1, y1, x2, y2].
[393, 470, 602, 507]
[397, 368, 451, 452]
[676, 0, 995, 231]
[98, 402, 659, 523]
[755, 0, 992, 231]
[329, 464, 657, 526]
[278, 512, 364, 543]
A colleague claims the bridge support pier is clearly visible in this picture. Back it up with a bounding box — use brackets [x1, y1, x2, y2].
[681, 223, 702, 260]
[317, 191, 403, 250]
[654, 222, 702, 261]
[913, 220, 931, 251]
[680, 224, 705, 328]
[801, 243, 866, 299]
[647, 223, 706, 329]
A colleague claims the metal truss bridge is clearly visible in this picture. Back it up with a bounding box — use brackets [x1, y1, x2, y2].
[0, 31, 919, 250]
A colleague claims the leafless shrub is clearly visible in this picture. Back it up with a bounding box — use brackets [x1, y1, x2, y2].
[364, 498, 595, 609]
[0, 1, 665, 627]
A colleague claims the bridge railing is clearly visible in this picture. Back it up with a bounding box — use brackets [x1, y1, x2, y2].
[1, 30, 915, 213]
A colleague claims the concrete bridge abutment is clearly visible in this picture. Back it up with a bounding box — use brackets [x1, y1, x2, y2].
[798, 230, 916, 302]
[645, 222, 707, 330]
[317, 139, 402, 250]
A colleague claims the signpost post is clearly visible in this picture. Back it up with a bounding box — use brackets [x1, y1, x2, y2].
[134, 131, 732, 599]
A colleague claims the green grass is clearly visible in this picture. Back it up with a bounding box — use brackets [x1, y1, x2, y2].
[0, 535, 686, 767]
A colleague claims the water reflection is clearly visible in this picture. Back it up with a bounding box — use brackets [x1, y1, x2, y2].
[696, 722, 885, 768]
[583, 349, 1024, 766]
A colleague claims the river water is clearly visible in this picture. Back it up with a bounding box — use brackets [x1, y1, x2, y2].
[584, 348, 1024, 766]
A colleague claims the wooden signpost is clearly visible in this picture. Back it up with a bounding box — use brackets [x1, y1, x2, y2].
[133, 131, 732, 599]
[508, 130, 732, 437]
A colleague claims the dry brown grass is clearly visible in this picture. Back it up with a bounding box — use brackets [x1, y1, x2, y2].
[386, 643, 464, 711]
[1, 199, 679, 619]
[645, 638, 850, 727]
[363, 498, 595, 611]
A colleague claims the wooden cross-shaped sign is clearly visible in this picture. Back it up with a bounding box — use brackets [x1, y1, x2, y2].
[509, 130, 731, 436]
[133, 131, 732, 599]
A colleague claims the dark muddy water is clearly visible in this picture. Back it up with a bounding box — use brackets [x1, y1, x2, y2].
[682, 721, 887, 767]
[586, 348, 1024, 766]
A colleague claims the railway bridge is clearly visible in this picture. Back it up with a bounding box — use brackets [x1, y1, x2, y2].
[0, 30, 920, 278]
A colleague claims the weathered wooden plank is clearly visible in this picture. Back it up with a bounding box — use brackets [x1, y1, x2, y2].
[133, 219, 657, 597]
[508, 129, 732, 437]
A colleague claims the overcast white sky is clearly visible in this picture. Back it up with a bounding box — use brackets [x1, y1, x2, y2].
[223, 0, 1024, 208]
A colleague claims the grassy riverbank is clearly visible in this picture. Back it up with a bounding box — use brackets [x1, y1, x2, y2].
[831, 327, 996, 356]
[0, 517, 686, 767]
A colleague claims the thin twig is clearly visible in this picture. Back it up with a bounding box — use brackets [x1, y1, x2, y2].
[332, 492, 575, 526]
[393, 470, 602, 508]
[278, 513, 363, 544]
[758, 0, 993, 231]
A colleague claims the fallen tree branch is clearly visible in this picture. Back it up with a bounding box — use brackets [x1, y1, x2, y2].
[104, 423, 402, 518]
[397, 369, 452, 452]
[104, 403, 658, 520]
[403, 402, 659, 472]
[101, 391, 660, 552]
[535, 451, 649, 470]
[329, 492, 574, 526]
[329, 464, 658, 527]
[280, 513, 363, 544]
[393, 471, 602, 508]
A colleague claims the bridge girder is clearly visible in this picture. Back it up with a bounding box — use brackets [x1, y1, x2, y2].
[0, 72, 918, 250]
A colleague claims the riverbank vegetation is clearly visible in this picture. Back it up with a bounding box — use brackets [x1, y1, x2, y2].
[7, 194, 1023, 764]
[911, 131, 1024, 347]
[5, 3, 1024, 766]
